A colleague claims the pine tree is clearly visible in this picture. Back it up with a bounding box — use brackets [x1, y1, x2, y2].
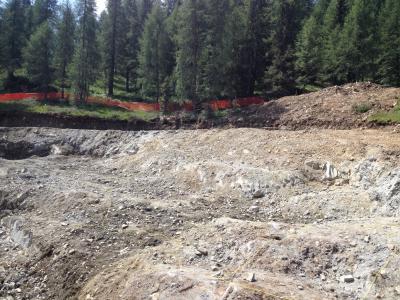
[295, 0, 330, 87]
[120, 0, 140, 92]
[241, 0, 269, 96]
[165, 0, 178, 15]
[320, 0, 351, 84]
[137, 2, 174, 102]
[378, 0, 400, 86]
[199, 0, 230, 99]
[104, 0, 122, 96]
[97, 11, 109, 93]
[337, 0, 380, 82]
[222, 0, 247, 97]
[175, 0, 207, 108]
[0, 0, 27, 79]
[23, 21, 54, 94]
[138, 0, 153, 27]
[263, 0, 312, 97]
[32, 0, 57, 27]
[54, 1, 75, 98]
[70, 0, 99, 102]
[295, 16, 322, 87]
[0, 3, 4, 74]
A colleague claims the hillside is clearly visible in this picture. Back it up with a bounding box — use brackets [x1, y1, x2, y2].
[222, 82, 400, 129]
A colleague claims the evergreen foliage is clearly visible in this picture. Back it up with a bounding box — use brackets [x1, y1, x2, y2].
[54, 1, 75, 98]
[0, 0, 28, 78]
[23, 21, 54, 94]
[1, 0, 400, 101]
[70, 0, 99, 102]
[137, 2, 174, 102]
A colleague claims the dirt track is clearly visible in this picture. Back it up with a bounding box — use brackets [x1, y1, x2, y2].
[1, 126, 400, 299]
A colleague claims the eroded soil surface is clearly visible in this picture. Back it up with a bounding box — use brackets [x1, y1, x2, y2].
[1, 127, 400, 299]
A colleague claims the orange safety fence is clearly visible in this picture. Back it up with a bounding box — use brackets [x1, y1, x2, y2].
[0, 92, 265, 112]
[235, 97, 265, 107]
[210, 99, 232, 111]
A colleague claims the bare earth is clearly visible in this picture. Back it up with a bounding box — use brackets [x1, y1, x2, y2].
[1, 125, 400, 299]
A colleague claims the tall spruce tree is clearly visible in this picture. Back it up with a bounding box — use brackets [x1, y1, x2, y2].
[137, 2, 174, 102]
[319, 0, 351, 84]
[337, 0, 380, 82]
[243, 0, 268, 96]
[97, 11, 109, 93]
[32, 0, 56, 27]
[70, 0, 99, 102]
[120, 0, 140, 92]
[222, 0, 247, 97]
[175, 0, 207, 108]
[54, 1, 75, 98]
[295, 0, 330, 87]
[0, 3, 4, 74]
[139, 0, 153, 27]
[104, 0, 122, 96]
[378, 0, 400, 86]
[199, 0, 230, 99]
[165, 0, 178, 15]
[295, 16, 322, 87]
[0, 0, 27, 79]
[263, 0, 312, 97]
[23, 21, 54, 94]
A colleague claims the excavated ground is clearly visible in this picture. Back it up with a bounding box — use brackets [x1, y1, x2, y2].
[1, 126, 400, 299]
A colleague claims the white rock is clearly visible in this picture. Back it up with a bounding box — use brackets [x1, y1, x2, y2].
[246, 272, 256, 282]
[340, 275, 355, 283]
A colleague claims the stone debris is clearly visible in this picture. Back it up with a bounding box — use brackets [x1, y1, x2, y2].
[1, 127, 400, 299]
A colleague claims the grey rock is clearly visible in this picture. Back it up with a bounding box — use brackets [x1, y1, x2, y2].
[252, 190, 265, 199]
[10, 219, 32, 249]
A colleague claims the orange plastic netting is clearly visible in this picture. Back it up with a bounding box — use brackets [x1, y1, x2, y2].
[0, 93, 265, 112]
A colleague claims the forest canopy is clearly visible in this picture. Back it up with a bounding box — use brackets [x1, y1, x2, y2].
[0, 0, 399, 104]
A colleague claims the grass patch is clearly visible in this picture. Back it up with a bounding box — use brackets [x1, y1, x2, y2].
[368, 97, 400, 124]
[352, 102, 372, 114]
[213, 109, 229, 118]
[0, 99, 159, 122]
[368, 110, 400, 124]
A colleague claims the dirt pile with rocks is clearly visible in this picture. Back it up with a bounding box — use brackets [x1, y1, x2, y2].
[224, 82, 400, 129]
[1, 127, 400, 299]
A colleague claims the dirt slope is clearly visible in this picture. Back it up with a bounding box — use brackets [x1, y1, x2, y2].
[1, 127, 400, 299]
[225, 82, 400, 129]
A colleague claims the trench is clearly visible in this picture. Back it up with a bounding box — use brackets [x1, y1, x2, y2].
[0, 140, 52, 160]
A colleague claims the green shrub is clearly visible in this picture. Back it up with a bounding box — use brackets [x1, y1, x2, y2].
[352, 103, 372, 114]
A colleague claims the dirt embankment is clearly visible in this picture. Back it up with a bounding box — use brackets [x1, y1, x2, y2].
[231, 82, 399, 129]
[1, 82, 399, 130]
[1, 127, 400, 299]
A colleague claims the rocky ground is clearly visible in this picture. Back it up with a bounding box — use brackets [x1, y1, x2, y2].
[1, 126, 400, 299]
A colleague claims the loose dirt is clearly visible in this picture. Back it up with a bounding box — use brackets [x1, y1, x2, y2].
[1, 126, 400, 299]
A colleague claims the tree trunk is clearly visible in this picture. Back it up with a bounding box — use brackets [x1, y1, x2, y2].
[125, 68, 130, 92]
[107, 0, 118, 97]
